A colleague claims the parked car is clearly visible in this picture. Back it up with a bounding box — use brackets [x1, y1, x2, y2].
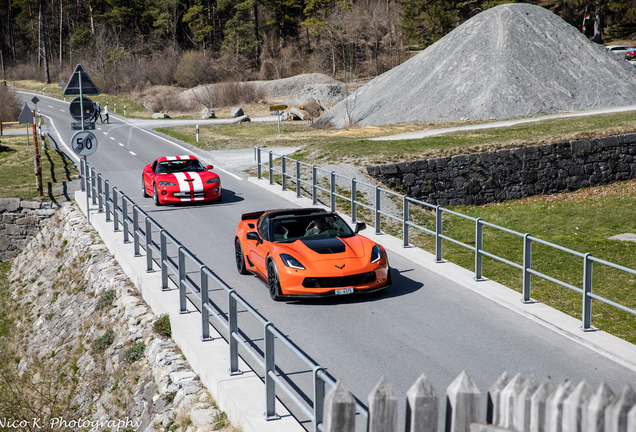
[605, 45, 631, 57]
[142, 155, 221, 205]
[234, 208, 391, 300]
[625, 47, 636, 61]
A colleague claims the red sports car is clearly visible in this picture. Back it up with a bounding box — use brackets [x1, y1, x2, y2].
[234, 208, 391, 300]
[142, 155, 222, 205]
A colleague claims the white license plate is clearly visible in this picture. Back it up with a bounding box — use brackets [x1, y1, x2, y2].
[174, 192, 190, 197]
[335, 288, 354, 295]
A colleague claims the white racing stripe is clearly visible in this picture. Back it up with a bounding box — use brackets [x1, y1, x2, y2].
[188, 172, 204, 201]
[172, 172, 192, 202]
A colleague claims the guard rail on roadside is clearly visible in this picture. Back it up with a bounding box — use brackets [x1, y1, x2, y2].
[254, 146, 636, 332]
[80, 159, 368, 432]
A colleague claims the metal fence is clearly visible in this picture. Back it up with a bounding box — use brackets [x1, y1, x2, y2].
[254, 146, 636, 332]
[80, 159, 369, 432]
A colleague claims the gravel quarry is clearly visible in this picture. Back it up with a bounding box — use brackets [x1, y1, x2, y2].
[318, 3, 636, 128]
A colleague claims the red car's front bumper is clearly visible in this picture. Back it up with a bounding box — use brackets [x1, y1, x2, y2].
[156, 184, 222, 204]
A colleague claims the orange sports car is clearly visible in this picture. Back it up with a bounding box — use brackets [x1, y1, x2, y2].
[234, 208, 391, 300]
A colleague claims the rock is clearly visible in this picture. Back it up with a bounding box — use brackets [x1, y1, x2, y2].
[200, 108, 215, 119]
[286, 84, 349, 106]
[152, 113, 170, 119]
[289, 107, 307, 121]
[0, 198, 20, 212]
[230, 107, 244, 117]
[233, 115, 250, 123]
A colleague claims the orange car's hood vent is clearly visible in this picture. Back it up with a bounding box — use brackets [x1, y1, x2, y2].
[300, 237, 346, 254]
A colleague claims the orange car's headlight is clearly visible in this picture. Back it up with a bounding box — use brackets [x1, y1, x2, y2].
[370, 245, 383, 264]
[280, 254, 306, 270]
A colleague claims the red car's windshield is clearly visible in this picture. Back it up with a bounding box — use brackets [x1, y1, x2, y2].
[156, 159, 205, 174]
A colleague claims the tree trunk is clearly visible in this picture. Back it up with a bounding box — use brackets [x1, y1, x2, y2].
[254, 2, 260, 67]
[593, 0, 602, 44]
[40, 0, 50, 84]
[0, 24, 6, 79]
[38, 5, 41, 69]
[8, 0, 16, 60]
[59, 0, 63, 68]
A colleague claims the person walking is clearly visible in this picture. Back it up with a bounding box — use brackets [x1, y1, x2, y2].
[93, 102, 102, 123]
[103, 102, 110, 124]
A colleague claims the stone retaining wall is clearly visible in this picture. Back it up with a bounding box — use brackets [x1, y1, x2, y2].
[366, 133, 636, 206]
[0, 198, 57, 261]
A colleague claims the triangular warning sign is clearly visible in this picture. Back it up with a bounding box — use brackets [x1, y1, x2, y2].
[18, 103, 34, 125]
[62, 64, 100, 97]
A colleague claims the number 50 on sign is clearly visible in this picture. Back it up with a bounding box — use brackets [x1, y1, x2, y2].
[71, 131, 98, 156]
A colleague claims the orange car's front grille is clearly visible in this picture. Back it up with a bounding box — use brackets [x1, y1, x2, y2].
[302, 271, 376, 288]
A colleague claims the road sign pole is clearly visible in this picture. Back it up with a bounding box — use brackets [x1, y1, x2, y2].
[85, 155, 90, 223]
[79, 69, 85, 132]
[277, 111, 281, 135]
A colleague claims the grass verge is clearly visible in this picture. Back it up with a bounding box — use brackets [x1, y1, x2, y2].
[0, 134, 79, 201]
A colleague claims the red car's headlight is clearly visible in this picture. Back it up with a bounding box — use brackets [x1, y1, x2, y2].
[205, 178, 220, 184]
[158, 181, 175, 186]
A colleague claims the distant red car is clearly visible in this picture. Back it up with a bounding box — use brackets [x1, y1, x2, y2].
[142, 155, 221, 206]
[625, 48, 636, 60]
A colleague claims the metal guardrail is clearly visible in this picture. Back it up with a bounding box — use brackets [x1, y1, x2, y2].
[80, 159, 369, 432]
[254, 146, 636, 332]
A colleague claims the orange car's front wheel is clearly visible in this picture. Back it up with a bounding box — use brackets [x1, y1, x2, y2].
[267, 261, 283, 301]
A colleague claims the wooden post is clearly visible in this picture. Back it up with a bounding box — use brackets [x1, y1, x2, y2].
[515, 376, 538, 432]
[562, 380, 592, 432]
[368, 376, 398, 432]
[406, 374, 438, 432]
[546, 380, 573, 432]
[604, 385, 636, 432]
[531, 377, 556, 432]
[32, 123, 43, 197]
[488, 372, 510, 425]
[323, 380, 356, 432]
[584, 383, 615, 432]
[500, 373, 525, 429]
[446, 371, 481, 432]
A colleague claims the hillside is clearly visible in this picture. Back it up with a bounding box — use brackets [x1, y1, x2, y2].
[319, 3, 636, 128]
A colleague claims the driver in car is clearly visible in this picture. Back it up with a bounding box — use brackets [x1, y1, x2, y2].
[305, 218, 327, 236]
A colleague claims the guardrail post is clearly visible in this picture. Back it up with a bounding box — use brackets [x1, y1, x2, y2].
[522, 234, 532, 303]
[296, 160, 301, 198]
[178, 247, 188, 314]
[264, 322, 280, 420]
[312, 166, 317, 205]
[257, 147, 262, 179]
[228, 290, 242, 375]
[200, 267, 212, 341]
[435, 206, 443, 262]
[351, 178, 357, 223]
[133, 206, 141, 256]
[80, 159, 86, 192]
[582, 253, 594, 331]
[105, 182, 111, 222]
[122, 198, 130, 243]
[91, 166, 97, 205]
[282, 156, 287, 191]
[97, 174, 104, 212]
[313, 366, 326, 432]
[269, 151, 274, 185]
[113, 189, 120, 232]
[475, 218, 484, 281]
[375, 186, 381, 235]
[403, 196, 409, 247]
[330, 171, 336, 212]
[161, 230, 169, 291]
[146, 218, 154, 272]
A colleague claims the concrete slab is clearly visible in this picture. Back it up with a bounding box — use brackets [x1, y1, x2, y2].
[75, 191, 305, 432]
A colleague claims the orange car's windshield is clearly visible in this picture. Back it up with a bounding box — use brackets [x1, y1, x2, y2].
[271, 214, 354, 242]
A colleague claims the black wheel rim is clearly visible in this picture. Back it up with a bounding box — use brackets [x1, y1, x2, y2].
[268, 264, 277, 295]
[235, 240, 243, 271]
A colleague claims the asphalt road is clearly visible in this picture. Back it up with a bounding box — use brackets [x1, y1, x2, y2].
[22, 93, 636, 431]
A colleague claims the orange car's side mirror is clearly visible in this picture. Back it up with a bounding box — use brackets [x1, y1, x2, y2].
[246, 232, 262, 244]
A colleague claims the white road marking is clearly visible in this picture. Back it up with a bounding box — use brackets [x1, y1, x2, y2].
[129, 151, 136, 156]
[119, 143, 124, 147]
[110, 136, 115, 140]
[215, 167, 242, 180]
[48, 105, 54, 108]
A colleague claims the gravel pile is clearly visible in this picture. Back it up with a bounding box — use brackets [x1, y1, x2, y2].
[318, 3, 636, 128]
[285, 83, 349, 106]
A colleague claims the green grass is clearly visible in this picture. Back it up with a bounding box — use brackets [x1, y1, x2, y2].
[0, 135, 79, 201]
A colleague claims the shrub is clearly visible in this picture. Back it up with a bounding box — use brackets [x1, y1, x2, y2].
[153, 313, 171, 337]
[124, 341, 145, 363]
[0, 86, 21, 123]
[95, 290, 115, 310]
[93, 329, 115, 353]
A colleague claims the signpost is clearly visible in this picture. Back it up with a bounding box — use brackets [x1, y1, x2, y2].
[269, 104, 288, 136]
[69, 96, 96, 121]
[18, 103, 43, 197]
[64, 64, 100, 222]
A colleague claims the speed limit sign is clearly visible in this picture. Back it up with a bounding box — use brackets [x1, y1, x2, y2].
[71, 131, 98, 156]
